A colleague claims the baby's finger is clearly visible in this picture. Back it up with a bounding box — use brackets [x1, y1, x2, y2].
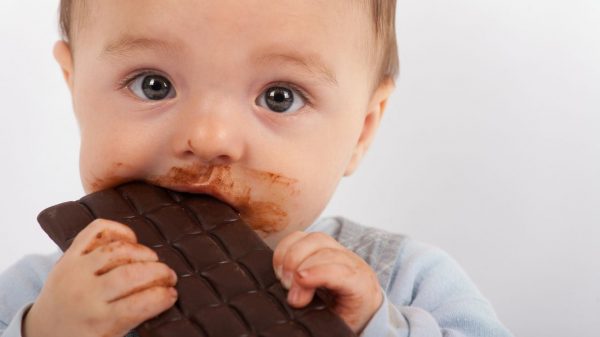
[294, 247, 362, 296]
[70, 219, 137, 255]
[286, 248, 353, 307]
[278, 232, 341, 288]
[294, 247, 353, 274]
[273, 231, 307, 278]
[294, 261, 382, 333]
[287, 285, 316, 308]
[290, 262, 357, 313]
[295, 261, 362, 297]
[110, 286, 178, 333]
[87, 240, 159, 276]
[101, 261, 177, 303]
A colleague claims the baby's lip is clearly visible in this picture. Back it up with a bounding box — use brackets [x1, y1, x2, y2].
[162, 183, 241, 211]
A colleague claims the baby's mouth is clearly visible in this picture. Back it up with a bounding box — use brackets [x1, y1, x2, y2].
[146, 164, 298, 235]
[150, 165, 245, 210]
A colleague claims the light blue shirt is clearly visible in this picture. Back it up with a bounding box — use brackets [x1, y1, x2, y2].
[0, 217, 513, 337]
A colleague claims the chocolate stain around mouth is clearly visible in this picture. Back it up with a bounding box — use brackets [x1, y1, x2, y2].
[148, 164, 299, 235]
[88, 162, 132, 192]
[88, 162, 298, 235]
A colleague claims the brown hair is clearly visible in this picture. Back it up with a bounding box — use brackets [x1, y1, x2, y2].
[58, 0, 399, 84]
[59, 0, 86, 49]
[59, 0, 75, 44]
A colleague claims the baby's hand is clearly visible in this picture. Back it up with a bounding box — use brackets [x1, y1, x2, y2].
[23, 219, 178, 337]
[273, 231, 383, 333]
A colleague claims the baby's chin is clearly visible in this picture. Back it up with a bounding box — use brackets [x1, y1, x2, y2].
[259, 229, 287, 250]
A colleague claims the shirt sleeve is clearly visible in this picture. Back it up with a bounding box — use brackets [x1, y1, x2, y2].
[0, 251, 62, 337]
[0, 303, 32, 337]
[358, 240, 514, 337]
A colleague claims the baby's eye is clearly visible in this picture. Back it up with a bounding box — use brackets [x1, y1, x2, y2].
[128, 73, 176, 101]
[256, 85, 306, 113]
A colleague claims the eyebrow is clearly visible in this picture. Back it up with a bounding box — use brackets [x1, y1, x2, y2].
[102, 36, 338, 87]
[102, 36, 184, 57]
[253, 52, 339, 87]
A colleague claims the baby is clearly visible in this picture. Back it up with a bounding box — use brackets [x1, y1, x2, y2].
[0, 1, 513, 337]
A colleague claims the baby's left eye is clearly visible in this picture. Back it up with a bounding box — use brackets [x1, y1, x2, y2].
[128, 73, 176, 101]
[256, 85, 306, 113]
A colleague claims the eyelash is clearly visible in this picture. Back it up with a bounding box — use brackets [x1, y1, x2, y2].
[117, 69, 158, 90]
[266, 81, 313, 108]
[117, 69, 314, 107]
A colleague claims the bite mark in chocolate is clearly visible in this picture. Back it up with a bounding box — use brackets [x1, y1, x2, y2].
[149, 163, 298, 234]
[86, 161, 299, 235]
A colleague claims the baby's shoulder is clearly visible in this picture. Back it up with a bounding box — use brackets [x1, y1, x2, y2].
[308, 217, 467, 297]
[307, 217, 411, 287]
[308, 216, 446, 261]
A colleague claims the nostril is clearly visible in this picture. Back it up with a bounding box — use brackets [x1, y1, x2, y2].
[180, 129, 244, 164]
[212, 155, 232, 166]
[183, 144, 232, 164]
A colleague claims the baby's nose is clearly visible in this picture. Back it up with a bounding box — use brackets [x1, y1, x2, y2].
[173, 97, 247, 165]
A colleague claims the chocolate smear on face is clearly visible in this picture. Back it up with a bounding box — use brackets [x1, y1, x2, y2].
[148, 164, 298, 234]
[87, 162, 130, 192]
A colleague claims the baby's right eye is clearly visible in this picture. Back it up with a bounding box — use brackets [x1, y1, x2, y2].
[128, 73, 176, 101]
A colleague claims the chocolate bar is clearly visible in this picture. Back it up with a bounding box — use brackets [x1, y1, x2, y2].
[37, 181, 355, 337]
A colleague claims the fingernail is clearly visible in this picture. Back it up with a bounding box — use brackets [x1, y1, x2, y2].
[282, 271, 293, 289]
[275, 265, 282, 279]
[287, 287, 299, 305]
[169, 287, 178, 298]
[298, 269, 308, 278]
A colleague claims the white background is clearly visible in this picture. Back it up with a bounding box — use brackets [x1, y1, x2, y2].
[1, 1, 599, 336]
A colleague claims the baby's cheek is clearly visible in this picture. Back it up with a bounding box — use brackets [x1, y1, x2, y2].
[284, 178, 338, 228]
[79, 131, 166, 193]
[80, 158, 148, 193]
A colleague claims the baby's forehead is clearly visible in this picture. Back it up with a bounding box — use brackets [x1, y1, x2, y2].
[87, 5, 368, 61]
[77, 1, 373, 49]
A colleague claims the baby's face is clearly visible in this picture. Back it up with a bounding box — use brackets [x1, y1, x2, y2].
[56, 0, 393, 247]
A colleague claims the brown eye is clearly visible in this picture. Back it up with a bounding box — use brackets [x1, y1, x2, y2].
[129, 74, 176, 101]
[257, 86, 306, 113]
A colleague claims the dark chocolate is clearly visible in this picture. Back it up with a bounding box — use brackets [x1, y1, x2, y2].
[37, 181, 355, 337]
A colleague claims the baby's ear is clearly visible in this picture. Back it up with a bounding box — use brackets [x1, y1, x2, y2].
[53, 41, 74, 91]
[343, 77, 395, 176]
